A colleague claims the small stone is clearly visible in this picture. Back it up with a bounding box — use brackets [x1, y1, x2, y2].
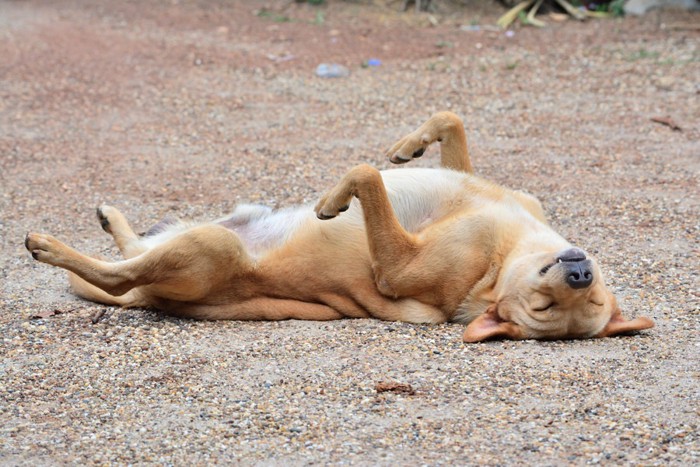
[654, 76, 675, 91]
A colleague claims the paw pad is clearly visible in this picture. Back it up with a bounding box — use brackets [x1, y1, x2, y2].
[317, 212, 336, 220]
[96, 207, 111, 232]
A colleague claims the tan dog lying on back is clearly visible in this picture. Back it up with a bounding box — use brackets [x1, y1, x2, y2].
[25, 112, 653, 341]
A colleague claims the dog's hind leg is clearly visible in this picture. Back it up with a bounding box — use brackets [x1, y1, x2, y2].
[26, 224, 255, 305]
[385, 111, 472, 173]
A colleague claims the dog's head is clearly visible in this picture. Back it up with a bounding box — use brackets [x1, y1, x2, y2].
[463, 247, 654, 342]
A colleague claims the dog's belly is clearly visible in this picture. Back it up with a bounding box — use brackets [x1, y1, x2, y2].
[381, 167, 470, 230]
[142, 168, 487, 270]
[219, 205, 317, 258]
[221, 167, 471, 257]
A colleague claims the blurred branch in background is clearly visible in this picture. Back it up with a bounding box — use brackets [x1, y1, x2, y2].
[295, 0, 698, 28]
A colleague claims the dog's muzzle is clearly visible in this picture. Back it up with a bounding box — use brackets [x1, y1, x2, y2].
[556, 247, 593, 289]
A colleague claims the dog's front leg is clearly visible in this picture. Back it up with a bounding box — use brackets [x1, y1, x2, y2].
[314, 164, 421, 298]
[385, 111, 472, 173]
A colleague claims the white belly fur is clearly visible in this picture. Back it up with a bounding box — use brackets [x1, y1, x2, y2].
[140, 168, 469, 257]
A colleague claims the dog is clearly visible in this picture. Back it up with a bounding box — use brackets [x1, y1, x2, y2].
[25, 112, 654, 342]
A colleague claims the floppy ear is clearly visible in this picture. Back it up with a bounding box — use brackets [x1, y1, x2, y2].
[463, 304, 524, 343]
[596, 305, 654, 338]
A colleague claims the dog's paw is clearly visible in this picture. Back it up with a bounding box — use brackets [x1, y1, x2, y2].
[385, 131, 433, 165]
[96, 205, 116, 233]
[314, 194, 351, 220]
[314, 165, 380, 219]
[25, 233, 63, 265]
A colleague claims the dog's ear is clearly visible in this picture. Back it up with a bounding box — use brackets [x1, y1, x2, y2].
[463, 304, 524, 343]
[596, 303, 654, 338]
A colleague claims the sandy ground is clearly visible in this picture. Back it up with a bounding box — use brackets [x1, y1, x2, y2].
[1, 0, 698, 464]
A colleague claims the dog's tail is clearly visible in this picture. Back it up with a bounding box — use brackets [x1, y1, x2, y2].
[68, 272, 132, 306]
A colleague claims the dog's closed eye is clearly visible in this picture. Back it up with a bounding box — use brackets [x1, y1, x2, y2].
[533, 302, 555, 312]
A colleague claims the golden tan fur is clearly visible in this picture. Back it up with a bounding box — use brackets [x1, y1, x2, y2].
[25, 112, 653, 341]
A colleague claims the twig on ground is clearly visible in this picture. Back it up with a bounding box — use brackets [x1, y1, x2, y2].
[553, 0, 587, 20]
[91, 308, 110, 324]
[526, 0, 547, 27]
[30, 307, 77, 319]
[651, 116, 682, 132]
[664, 23, 700, 31]
[497, 0, 534, 29]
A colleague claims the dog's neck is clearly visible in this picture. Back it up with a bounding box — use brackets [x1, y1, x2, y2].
[452, 217, 571, 323]
[510, 228, 571, 259]
[497, 197, 572, 257]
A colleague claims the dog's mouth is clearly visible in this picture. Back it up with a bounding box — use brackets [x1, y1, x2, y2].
[539, 248, 594, 290]
[539, 257, 588, 276]
[539, 261, 557, 276]
[540, 247, 588, 276]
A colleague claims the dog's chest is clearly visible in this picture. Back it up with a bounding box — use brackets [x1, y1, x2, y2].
[381, 168, 476, 231]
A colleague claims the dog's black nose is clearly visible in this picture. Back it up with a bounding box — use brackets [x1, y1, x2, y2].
[556, 247, 587, 263]
[563, 260, 594, 289]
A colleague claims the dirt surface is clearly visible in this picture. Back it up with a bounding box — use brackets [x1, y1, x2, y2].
[1, 0, 698, 464]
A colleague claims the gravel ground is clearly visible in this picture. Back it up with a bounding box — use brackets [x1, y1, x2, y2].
[1, 0, 698, 465]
